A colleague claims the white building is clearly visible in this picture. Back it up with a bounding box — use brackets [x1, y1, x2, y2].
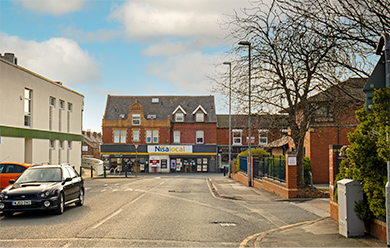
[0, 53, 84, 171]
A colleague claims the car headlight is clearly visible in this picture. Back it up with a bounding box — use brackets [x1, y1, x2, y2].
[0, 193, 4, 199]
[40, 190, 57, 198]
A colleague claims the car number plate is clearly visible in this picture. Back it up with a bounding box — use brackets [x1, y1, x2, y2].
[12, 200, 32, 206]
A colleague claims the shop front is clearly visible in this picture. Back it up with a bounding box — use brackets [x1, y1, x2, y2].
[101, 144, 218, 174]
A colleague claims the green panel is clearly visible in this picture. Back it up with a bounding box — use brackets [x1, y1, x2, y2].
[0, 125, 83, 141]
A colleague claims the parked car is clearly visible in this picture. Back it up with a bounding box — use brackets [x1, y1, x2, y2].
[0, 164, 84, 217]
[0, 162, 32, 190]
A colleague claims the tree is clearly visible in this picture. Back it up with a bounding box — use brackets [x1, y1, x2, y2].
[335, 88, 389, 219]
[217, 0, 363, 184]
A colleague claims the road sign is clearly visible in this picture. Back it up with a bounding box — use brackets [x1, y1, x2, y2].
[134, 143, 139, 150]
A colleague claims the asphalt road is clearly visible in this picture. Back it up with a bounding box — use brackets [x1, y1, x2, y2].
[0, 174, 320, 247]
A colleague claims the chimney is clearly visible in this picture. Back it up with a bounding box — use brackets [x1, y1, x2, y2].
[93, 132, 97, 138]
[2, 53, 17, 65]
[86, 129, 91, 138]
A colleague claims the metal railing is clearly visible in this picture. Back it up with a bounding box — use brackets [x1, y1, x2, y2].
[256, 155, 286, 182]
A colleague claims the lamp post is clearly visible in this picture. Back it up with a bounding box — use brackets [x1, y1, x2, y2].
[238, 40, 252, 187]
[223, 61, 232, 178]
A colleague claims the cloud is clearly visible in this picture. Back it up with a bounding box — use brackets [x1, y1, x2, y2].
[12, 0, 88, 16]
[0, 33, 100, 86]
[146, 51, 225, 94]
[61, 25, 120, 43]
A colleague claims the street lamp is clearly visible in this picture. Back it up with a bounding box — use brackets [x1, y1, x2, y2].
[223, 61, 232, 178]
[238, 40, 252, 187]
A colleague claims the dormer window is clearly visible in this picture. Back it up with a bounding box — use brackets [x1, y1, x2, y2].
[132, 114, 140, 125]
[192, 105, 207, 122]
[195, 112, 204, 122]
[172, 105, 186, 122]
[175, 112, 184, 122]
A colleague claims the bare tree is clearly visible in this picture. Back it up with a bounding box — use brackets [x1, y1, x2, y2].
[216, 0, 368, 184]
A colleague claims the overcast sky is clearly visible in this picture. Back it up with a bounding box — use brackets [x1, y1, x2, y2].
[0, 0, 255, 132]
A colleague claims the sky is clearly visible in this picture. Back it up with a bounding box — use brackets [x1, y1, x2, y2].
[0, 0, 253, 133]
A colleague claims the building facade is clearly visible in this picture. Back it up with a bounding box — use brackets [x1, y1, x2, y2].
[0, 53, 84, 171]
[216, 114, 289, 166]
[100, 95, 218, 173]
[82, 130, 102, 159]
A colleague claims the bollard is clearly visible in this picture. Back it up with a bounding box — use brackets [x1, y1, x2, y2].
[91, 166, 93, 178]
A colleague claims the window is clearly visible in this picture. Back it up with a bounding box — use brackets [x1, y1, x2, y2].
[175, 112, 184, 122]
[59, 100, 64, 109]
[49, 97, 55, 130]
[232, 129, 242, 145]
[49, 140, 55, 149]
[132, 114, 141, 125]
[114, 129, 126, 143]
[24, 88, 32, 127]
[195, 112, 204, 122]
[246, 136, 255, 145]
[147, 114, 157, 119]
[314, 105, 334, 122]
[133, 129, 139, 142]
[82, 145, 88, 152]
[259, 129, 268, 145]
[153, 130, 159, 143]
[49, 97, 55, 107]
[68, 141, 72, 149]
[196, 130, 204, 144]
[67, 102, 72, 112]
[174, 130, 180, 143]
[146, 130, 152, 143]
[67, 103, 72, 133]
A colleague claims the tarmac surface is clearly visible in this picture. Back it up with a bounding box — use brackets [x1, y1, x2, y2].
[208, 175, 386, 248]
[83, 170, 386, 247]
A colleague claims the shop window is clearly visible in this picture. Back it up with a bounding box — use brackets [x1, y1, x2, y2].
[196, 130, 204, 144]
[133, 129, 139, 142]
[174, 130, 180, 143]
[259, 129, 268, 145]
[146, 130, 152, 143]
[132, 114, 141, 125]
[232, 129, 242, 145]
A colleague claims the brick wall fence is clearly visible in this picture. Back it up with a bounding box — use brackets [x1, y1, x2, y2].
[329, 145, 387, 242]
[230, 153, 297, 199]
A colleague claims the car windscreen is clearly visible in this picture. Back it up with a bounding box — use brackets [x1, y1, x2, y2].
[16, 168, 62, 183]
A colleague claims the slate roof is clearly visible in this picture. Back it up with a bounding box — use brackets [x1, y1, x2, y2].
[104, 95, 217, 123]
[263, 136, 289, 148]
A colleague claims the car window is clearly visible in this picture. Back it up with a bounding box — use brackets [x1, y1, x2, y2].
[66, 167, 77, 178]
[5, 164, 27, 173]
[62, 167, 71, 179]
[0, 164, 5, 173]
[16, 168, 62, 183]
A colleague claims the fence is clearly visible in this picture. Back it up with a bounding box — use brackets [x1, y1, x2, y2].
[239, 155, 286, 182]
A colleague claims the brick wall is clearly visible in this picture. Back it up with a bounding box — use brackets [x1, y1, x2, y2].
[173, 123, 217, 144]
[231, 154, 297, 199]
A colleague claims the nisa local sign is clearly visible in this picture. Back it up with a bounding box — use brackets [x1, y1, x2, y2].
[148, 145, 192, 154]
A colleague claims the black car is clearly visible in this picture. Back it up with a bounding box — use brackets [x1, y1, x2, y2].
[0, 164, 84, 216]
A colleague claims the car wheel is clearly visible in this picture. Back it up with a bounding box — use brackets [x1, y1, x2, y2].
[75, 189, 84, 206]
[55, 193, 64, 215]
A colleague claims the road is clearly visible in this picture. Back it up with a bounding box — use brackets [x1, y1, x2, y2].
[0, 174, 320, 247]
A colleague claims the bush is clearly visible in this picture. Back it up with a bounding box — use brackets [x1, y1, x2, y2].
[235, 148, 269, 173]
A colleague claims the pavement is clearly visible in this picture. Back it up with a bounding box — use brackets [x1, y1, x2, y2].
[208, 176, 387, 248]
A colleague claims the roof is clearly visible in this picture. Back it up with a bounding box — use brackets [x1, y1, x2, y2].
[308, 77, 366, 104]
[263, 136, 289, 148]
[104, 95, 217, 123]
[217, 114, 289, 129]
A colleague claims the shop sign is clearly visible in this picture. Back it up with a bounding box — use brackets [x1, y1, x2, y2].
[148, 145, 192, 153]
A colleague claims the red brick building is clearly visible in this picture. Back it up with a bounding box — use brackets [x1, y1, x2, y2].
[304, 78, 366, 183]
[101, 95, 218, 173]
[82, 130, 102, 159]
[216, 114, 289, 165]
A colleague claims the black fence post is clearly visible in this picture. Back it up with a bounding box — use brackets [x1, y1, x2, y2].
[91, 166, 93, 178]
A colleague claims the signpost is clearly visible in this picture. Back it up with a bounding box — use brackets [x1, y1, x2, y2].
[134, 143, 139, 177]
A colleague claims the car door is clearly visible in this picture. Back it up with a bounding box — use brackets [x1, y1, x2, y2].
[0, 164, 26, 189]
[65, 166, 80, 201]
[62, 167, 74, 202]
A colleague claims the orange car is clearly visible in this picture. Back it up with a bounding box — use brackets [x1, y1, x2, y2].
[0, 162, 32, 190]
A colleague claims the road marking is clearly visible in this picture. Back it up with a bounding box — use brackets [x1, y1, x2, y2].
[92, 209, 123, 229]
